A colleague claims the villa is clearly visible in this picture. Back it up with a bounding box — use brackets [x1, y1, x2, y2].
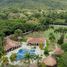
[27, 37, 46, 48]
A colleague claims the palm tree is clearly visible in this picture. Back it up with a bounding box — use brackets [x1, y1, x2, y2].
[49, 33, 55, 43]
[10, 53, 16, 62]
[35, 55, 42, 67]
[57, 33, 64, 45]
[49, 33, 56, 48]
[1, 56, 9, 67]
[14, 29, 23, 41]
[24, 53, 31, 67]
[0, 32, 5, 58]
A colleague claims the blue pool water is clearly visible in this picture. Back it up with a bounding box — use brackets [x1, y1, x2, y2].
[29, 49, 35, 55]
[16, 49, 35, 61]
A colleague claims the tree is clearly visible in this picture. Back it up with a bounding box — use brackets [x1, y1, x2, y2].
[58, 52, 67, 67]
[65, 19, 67, 23]
[40, 17, 53, 29]
[0, 32, 5, 58]
[0, 13, 8, 19]
[49, 33, 55, 43]
[33, 12, 41, 19]
[0, 45, 5, 58]
[1, 56, 9, 67]
[39, 42, 43, 50]
[24, 53, 31, 67]
[57, 33, 64, 45]
[35, 55, 42, 67]
[14, 29, 23, 41]
[61, 43, 67, 52]
[44, 47, 49, 56]
[0, 32, 5, 40]
[10, 53, 16, 62]
[14, 29, 23, 37]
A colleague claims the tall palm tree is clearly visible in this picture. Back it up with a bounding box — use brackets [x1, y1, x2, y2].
[1, 56, 9, 67]
[35, 55, 42, 67]
[0, 32, 5, 58]
[49, 33, 56, 48]
[10, 53, 16, 62]
[49, 33, 55, 43]
[24, 53, 31, 67]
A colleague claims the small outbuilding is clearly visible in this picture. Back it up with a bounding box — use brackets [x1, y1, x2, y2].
[4, 37, 21, 52]
[43, 56, 57, 67]
[54, 47, 64, 56]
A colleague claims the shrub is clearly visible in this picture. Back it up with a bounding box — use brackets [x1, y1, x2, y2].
[10, 53, 16, 62]
[61, 43, 67, 52]
[39, 42, 43, 50]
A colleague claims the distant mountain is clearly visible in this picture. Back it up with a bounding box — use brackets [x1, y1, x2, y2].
[0, 0, 67, 9]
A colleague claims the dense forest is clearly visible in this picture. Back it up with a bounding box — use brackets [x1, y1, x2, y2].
[0, 8, 67, 56]
[0, 0, 67, 67]
[0, 9, 67, 36]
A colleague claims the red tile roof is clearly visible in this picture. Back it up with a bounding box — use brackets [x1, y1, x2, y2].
[4, 37, 20, 51]
[27, 37, 46, 44]
[54, 47, 64, 55]
[43, 56, 57, 66]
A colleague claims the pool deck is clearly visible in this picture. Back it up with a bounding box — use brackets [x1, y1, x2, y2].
[5, 42, 45, 65]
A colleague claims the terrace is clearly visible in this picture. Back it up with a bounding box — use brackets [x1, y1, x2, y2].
[4, 37, 46, 65]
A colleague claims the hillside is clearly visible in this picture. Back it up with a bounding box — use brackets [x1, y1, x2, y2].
[0, 0, 67, 9]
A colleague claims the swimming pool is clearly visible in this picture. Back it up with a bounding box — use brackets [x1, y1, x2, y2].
[16, 49, 35, 61]
[29, 49, 35, 55]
